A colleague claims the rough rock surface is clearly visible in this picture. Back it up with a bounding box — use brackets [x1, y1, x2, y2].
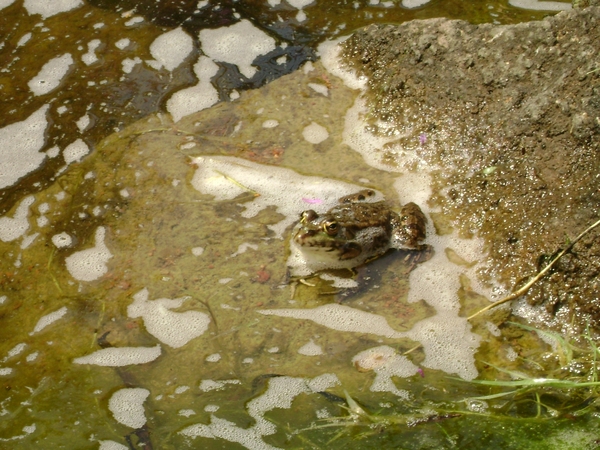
[341, 7, 600, 327]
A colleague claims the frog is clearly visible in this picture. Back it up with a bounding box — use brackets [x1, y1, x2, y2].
[287, 189, 428, 277]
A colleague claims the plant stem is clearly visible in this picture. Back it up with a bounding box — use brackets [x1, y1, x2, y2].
[468, 217, 600, 321]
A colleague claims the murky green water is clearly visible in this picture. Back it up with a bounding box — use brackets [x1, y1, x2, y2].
[3, 0, 595, 449]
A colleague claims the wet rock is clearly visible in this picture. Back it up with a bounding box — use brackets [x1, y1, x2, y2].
[341, 7, 600, 329]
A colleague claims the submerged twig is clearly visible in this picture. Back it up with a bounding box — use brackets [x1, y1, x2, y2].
[468, 217, 600, 321]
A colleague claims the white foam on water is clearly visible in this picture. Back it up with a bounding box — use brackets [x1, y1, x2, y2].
[127, 288, 210, 348]
[259, 304, 403, 338]
[115, 38, 130, 50]
[308, 82, 328, 96]
[182, 374, 339, 449]
[199, 19, 276, 79]
[259, 303, 479, 379]
[82, 39, 101, 66]
[98, 440, 128, 450]
[199, 379, 241, 392]
[352, 345, 418, 398]
[28, 53, 74, 96]
[63, 138, 90, 164]
[343, 97, 410, 172]
[0, 106, 49, 189]
[65, 226, 112, 281]
[29, 306, 68, 335]
[108, 388, 150, 429]
[148, 27, 193, 71]
[23, 0, 83, 18]
[76, 114, 91, 132]
[0, 0, 16, 10]
[302, 122, 329, 144]
[167, 56, 219, 122]
[16, 32, 31, 47]
[190, 155, 383, 238]
[205, 353, 221, 362]
[20, 232, 37, 249]
[230, 243, 258, 257]
[297, 340, 323, 356]
[0, 196, 34, 242]
[287, 0, 314, 8]
[318, 38, 367, 90]
[509, 0, 571, 10]
[402, 0, 431, 8]
[405, 314, 479, 379]
[3, 343, 27, 361]
[262, 119, 279, 128]
[73, 345, 161, 366]
[121, 57, 142, 74]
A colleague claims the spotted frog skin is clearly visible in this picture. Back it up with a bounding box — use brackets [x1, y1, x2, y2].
[290, 190, 427, 274]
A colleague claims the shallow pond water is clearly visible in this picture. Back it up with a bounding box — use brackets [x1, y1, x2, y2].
[3, 0, 596, 449]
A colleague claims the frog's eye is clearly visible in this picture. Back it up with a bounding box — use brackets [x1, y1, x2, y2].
[301, 210, 318, 222]
[323, 220, 338, 236]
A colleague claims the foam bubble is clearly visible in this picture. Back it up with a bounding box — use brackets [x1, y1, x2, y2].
[258, 304, 403, 338]
[302, 122, 329, 144]
[183, 374, 338, 446]
[230, 243, 257, 257]
[65, 226, 112, 281]
[0, 196, 34, 242]
[262, 120, 279, 128]
[16, 32, 31, 47]
[20, 232, 39, 249]
[127, 288, 210, 348]
[76, 115, 90, 132]
[308, 83, 328, 96]
[4, 343, 27, 360]
[287, 0, 314, 7]
[98, 440, 128, 450]
[29, 306, 68, 335]
[190, 156, 383, 237]
[148, 27, 193, 71]
[402, 0, 431, 7]
[0, 106, 49, 189]
[199, 379, 241, 392]
[509, 0, 571, 10]
[167, 56, 219, 122]
[73, 345, 161, 366]
[406, 315, 480, 380]
[318, 38, 367, 90]
[63, 138, 90, 164]
[108, 388, 150, 429]
[205, 353, 221, 362]
[28, 53, 74, 96]
[115, 38, 130, 50]
[23, 0, 83, 18]
[352, 346, 418, 398]
[297, 340, 323, 356]
[82, 39, 101, 66]
[343, 97, 407, 172]
[121, 57, 142, 74]
[199, 19, 276, 79]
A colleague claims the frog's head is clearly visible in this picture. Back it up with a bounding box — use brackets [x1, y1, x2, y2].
[292, 210, 362, 261]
